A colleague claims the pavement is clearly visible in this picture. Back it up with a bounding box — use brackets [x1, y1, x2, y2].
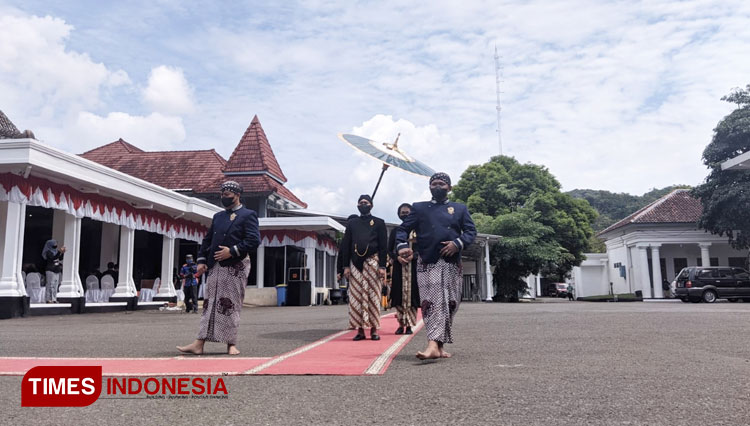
[3, 299, 750, 425]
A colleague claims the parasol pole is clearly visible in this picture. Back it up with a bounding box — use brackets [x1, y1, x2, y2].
[371, 133, 400, 200]
[371, 163, 389, 200]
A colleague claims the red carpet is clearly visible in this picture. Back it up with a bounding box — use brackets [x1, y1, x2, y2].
[0, 357, 271, 376]
[248, 312, 423, 375]
[0, 313, 422, 377]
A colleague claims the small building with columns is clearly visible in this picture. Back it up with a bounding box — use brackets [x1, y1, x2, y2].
[571, 189, 748, 298]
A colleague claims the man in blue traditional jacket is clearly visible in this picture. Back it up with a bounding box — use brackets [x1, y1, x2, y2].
[178, 181, 260, 356]
[396, 172, 476, 360]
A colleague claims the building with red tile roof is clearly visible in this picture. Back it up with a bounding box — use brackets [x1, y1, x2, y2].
[81, 115, 306, 212]
[572, 189, 747, 301]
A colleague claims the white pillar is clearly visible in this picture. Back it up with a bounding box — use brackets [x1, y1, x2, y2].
[322, 251, 328, 288]
[699, 243, 711, 267]
[484, 241, 494, 301]
[256, 245, 265, 288]
[651, 245, 663, 299]
[57, 213, 84, 298]
[99, 222, 119, 271]
[637, 245, 652, 298]
[156, 236, 177, 298]
[305, 247, 316, 305]
[600, 259, 609, 296]
[0, 201, 26, 297]
[114, 226, 137, 297]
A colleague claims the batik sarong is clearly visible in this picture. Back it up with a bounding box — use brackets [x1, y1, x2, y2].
[348, 255, 381, 330]
[45, 271, 60, 302]
[396, 262, 417, 327]
[416, 257, 462, 344]
[198, 257, 250, 345]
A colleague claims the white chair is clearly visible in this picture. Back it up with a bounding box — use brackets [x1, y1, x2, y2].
[100, 275, 116, 302]
[85, 275, 101, 303]
[26, 272, 44, 304]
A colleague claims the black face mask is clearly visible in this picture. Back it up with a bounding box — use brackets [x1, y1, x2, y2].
[52, 245, 58, 249]
[357, 205, 372, 215]
[398, 214, 409, 221]
[221, 196, 235, 208]
[430, 187, 448, 201]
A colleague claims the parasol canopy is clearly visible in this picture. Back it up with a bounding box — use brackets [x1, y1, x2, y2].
[338, 133, 435, 199]
[338, 133, 435, 177]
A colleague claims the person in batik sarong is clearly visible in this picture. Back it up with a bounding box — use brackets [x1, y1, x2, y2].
[177, 181, 260, 355]
[396, 172, 476, 360]
[388, 203, 420, 335]
[341, 194, 388, 341]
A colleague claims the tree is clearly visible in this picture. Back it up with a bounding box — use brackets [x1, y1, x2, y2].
[693, 84, 750, 249]
[452, 156, 597, 300]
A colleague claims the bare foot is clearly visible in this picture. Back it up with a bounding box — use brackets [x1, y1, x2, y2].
[176, 343, 203, 355]
[416, 348, 441, 360]
[439, 350, 452, 358]
[227, 345, 240, 355]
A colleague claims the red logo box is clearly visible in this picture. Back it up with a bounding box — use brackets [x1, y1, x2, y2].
[22, 366, 102, 407]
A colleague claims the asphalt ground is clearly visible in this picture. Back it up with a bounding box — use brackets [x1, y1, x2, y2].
[3, 299, 750, 425]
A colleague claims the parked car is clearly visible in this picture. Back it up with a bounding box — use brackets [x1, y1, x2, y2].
[673, 266, 750, 303]
[547, 283, 568, 298]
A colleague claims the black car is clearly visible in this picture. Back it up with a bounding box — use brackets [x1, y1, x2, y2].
[674, 266, 750, 303]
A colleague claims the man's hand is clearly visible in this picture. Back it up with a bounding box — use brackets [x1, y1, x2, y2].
[343, 267, 351, 279]
[398, 248, 413, 262]
[59, 246, 67, 253]
[397, 255, 410, 265]
[440, 241, 458, 257]
[196, 264, 207, 277]
[378, 268, 387, 280]
[214, 246, 232, 261]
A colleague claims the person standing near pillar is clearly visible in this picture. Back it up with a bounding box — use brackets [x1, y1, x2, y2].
[388, 203, 420, 335]
[396, 172, 476, 360]
[177, 181, 260, 355]
[341, 195, 387, 341]
[180, 254, 199, 313]
[42, 239, 65, 303]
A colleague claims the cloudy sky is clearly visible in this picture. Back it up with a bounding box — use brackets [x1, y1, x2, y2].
[2, 1, 749, 221]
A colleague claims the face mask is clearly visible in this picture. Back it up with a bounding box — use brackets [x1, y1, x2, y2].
[52, 245, 58, 249]
[221, 196, 235, 208]
[398, 214, 409, 221]
[430, 187, 448, 201]
[357, 205, 372, 215]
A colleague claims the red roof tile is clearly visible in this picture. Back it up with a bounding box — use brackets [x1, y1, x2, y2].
[80, 140, 226, 192]
[599, 189, 702, 235]
[223, 115, 287, 182]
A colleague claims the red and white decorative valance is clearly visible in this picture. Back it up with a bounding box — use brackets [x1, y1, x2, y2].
[0, 173, 207, 242]
[261, 229, 338, 256]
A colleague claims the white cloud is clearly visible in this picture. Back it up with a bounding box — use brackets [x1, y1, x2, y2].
[67, 111, 186, 152]
[0, 13, 130, 119]
[142, 65, 195, 114]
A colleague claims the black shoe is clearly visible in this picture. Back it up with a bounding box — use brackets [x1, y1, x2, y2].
[395, 327, 404, 335]
[405, 327, 413, 335]
[353, 333, 366, 341]
[371, 334, 381, 341]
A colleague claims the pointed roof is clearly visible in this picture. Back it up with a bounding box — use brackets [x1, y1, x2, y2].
[80, 139, 227, 192]
[81, 138, 144, 157]
[222, 115, 287, 183]
[598, 189, 703, 236]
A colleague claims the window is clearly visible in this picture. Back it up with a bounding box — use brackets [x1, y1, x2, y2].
[732, 268, 749, 279]
[677, 269, 690, 280]
[728, 257, 747, 268]
[674, 258, 688, 275]
[696, 258, 719, 267]
[697, 269, 715, 279]
[718, 268, 734, 279]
